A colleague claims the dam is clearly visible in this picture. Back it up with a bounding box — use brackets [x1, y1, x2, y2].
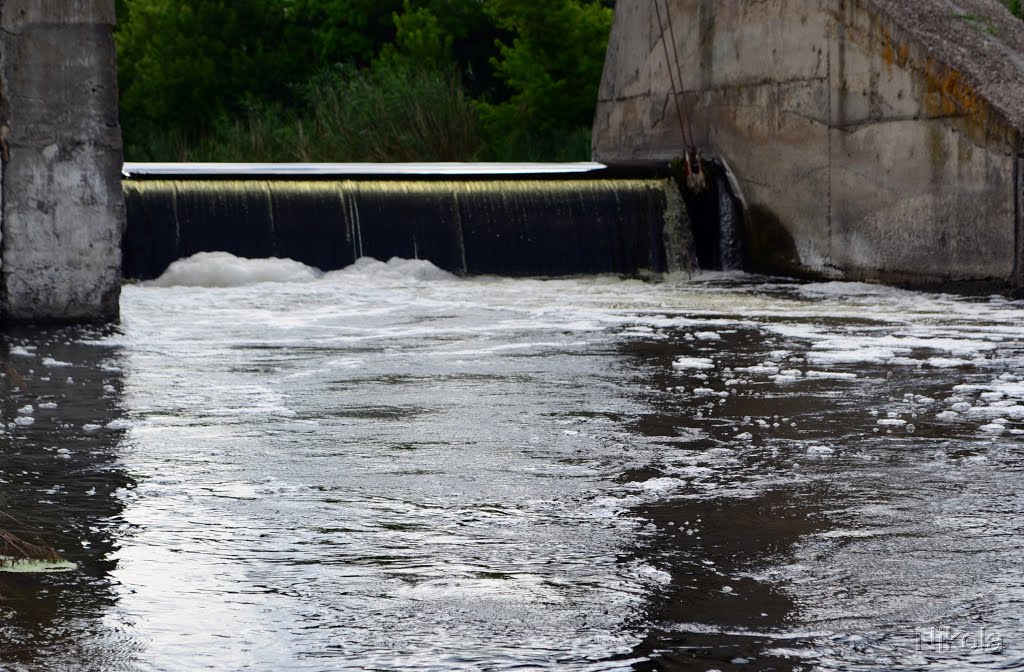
[120, 162, 695, 282]
[3, 3, 1024, 670]
[3, 1, 1024, 321]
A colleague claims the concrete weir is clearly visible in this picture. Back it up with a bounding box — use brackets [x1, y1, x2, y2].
[0, 0, 124, 322]
[594, 0, 1024, 288]
[121, 163, 690, 281]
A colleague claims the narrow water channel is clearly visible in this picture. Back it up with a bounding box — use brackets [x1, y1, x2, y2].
[2, 256, 1023, 671]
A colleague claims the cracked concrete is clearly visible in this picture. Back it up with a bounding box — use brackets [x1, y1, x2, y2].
[593, 0, 1024, 287]
[0, 0, 123, 322]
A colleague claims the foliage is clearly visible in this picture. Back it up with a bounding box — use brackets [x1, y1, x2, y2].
[117, 0, 305, 157]
[116, 0, 614, 161]
[1000, 0, 1024, 18]
[477, 0, 613, 138]
[185, 63, 484, 163]
[286, 0, 404, 66]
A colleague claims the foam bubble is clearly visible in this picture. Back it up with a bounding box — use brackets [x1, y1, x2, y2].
[672, 357, 715, 370]
[322, 256, 455, 284]
[149, 252, 323, 288]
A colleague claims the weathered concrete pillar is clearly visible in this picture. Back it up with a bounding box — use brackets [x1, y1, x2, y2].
[594, 0, 1024, 288]
[0, 0, 124, 322]
[1017, 134, 1024, 288]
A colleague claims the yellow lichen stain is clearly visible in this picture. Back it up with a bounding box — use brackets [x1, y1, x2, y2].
[925, 53, 1019, 150]
[919, 60, 999, 128]
[881, 41, 895, 70]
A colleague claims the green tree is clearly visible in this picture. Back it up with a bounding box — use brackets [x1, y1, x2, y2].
[286, 0, 404, 66]
[116, 0, 614, 161]
[117, 0, 304, 157]
[478, 0, 613, 139]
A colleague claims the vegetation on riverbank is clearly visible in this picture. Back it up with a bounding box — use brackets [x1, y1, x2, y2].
[116, 0, 613, 162]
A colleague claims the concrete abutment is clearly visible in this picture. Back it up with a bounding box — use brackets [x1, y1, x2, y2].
[595, 0, 1024, 288]
[0, 0, 124, 323]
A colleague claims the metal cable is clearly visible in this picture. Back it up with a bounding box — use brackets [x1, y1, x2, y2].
[654, 0, 691, 149]
[662, 0, 697, 149]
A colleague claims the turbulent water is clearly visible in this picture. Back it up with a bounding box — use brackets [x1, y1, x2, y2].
[2, 255, 1024, 671]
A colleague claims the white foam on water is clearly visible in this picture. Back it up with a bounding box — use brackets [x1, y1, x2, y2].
[797, 281, 920, 299]
[804, 370, 858, 380]
[42, 357, 72, 367]
[672, 357, 716, 370]
[926, 357, 971, 368]
[735, 364, 781, 375]
[807, 346, 903, 365]
[149, 251, 323, 288]
[323, 256, 457, 285]
[76, 254, 1024, 671]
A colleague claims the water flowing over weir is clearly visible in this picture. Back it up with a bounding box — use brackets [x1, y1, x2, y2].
[121, 163, 744, 280]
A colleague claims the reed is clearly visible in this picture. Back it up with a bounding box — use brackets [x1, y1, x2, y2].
[2, 360, 27, 391]
[126, 61, 592, 163]
[0, 513, 64, 565]
[182, 63, 485, 163]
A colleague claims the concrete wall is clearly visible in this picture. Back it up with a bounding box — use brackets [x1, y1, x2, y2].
[0, 0, 124, 322]
[594, 0, 1024, 287]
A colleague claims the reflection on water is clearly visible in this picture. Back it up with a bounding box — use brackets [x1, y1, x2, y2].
[2, 260, 1024, 671]
[0, 326, 134, 668]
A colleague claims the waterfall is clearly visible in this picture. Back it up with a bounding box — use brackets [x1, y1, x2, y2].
[122, 172, 689, 281]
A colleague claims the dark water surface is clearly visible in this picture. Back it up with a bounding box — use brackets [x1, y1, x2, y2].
[2, 259, 1023, 671]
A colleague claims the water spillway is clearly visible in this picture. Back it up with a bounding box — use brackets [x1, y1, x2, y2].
[122, 163, 696, 281]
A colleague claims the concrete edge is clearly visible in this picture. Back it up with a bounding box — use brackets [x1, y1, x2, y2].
[122, 162, 674, 182]
[1017, 130, 1024, 288]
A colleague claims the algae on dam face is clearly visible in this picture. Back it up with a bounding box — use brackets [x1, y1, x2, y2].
[122, 177, 684, 280]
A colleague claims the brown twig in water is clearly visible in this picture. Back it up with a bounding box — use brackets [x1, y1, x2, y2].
[2, 360, 27, 391]
[0, 531, 63, 563]
[0, 512, 63, 564]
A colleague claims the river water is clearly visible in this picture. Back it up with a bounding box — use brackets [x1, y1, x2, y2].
[2, 255, 1023, 671]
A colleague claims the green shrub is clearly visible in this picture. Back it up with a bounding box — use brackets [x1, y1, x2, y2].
[185, 63, 485, 163]
[118, 0, 609, 162]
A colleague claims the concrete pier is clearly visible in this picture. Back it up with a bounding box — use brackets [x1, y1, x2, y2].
[594, 0, 1024, 288]
[0, 0, 124, 322]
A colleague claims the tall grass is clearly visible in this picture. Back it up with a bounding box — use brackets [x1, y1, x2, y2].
[179, 64, 486, 162]
[125, 62, 594, 163]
